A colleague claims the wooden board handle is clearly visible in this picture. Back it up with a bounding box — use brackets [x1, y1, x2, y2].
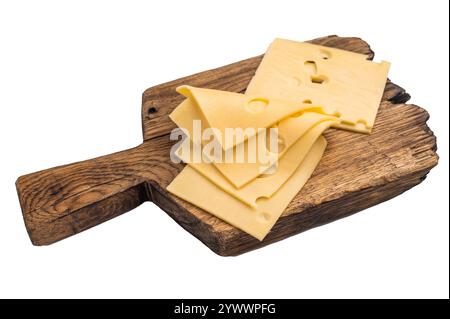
[15, 141, 174, 245]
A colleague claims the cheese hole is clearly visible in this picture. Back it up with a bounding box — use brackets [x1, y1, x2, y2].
[357, 119, 368, 125]
[355, 119, 369, 130]
[246, 98, 269, 113]
[255, 197, 269, 205]
[302, 99, 312, 104]
[293, 106, 326, 118]
[320, 50, 332, 60]
[304, 60, 317, 74]
[310, 75, 328, 84]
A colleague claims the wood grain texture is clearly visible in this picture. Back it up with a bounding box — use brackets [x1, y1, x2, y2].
[16, 36, 438, 255]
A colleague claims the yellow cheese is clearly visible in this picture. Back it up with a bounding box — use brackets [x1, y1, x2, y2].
[208, 113, 337, 187]
[246, 38, 390, 133]
[167, 136, 327, 240]
[171, 101, 336, 187]
[172, 85, 322, 150]
[177, 119, 336, 207]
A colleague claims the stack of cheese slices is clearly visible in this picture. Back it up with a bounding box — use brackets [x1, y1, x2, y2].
[167, 38, 390, 240]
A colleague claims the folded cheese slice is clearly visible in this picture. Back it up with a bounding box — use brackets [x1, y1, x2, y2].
[209, 113, 338, 187]
[172, 85, 322, 150]
[171, 100, 336, 187]
[246, 38, 390, 133]
[167, 136, 327, 240]
[176, 119, 336, 207]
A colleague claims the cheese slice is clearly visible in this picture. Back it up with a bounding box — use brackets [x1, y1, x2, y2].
[167, 136, 327, 240]
[171, 101, 336, 187]
[209, 113, 338, 187]
[246, 38, 390, 133]
[173, 85, 322, 150]
[177, 119, 336, 207]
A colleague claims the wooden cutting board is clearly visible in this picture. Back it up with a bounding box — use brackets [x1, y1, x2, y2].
[16, 35, 438, 255]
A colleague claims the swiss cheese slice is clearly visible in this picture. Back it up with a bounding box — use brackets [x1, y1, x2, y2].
[246, 38, 390, 133]
[167, 136, 327, 240]
[173, 85, 322, 150]
[171, 99, 335, 187]
[176, 119, 335, 207]
[209, 113, 338, 187]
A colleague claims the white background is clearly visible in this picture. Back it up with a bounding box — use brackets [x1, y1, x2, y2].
[0, 0, 448, 299]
